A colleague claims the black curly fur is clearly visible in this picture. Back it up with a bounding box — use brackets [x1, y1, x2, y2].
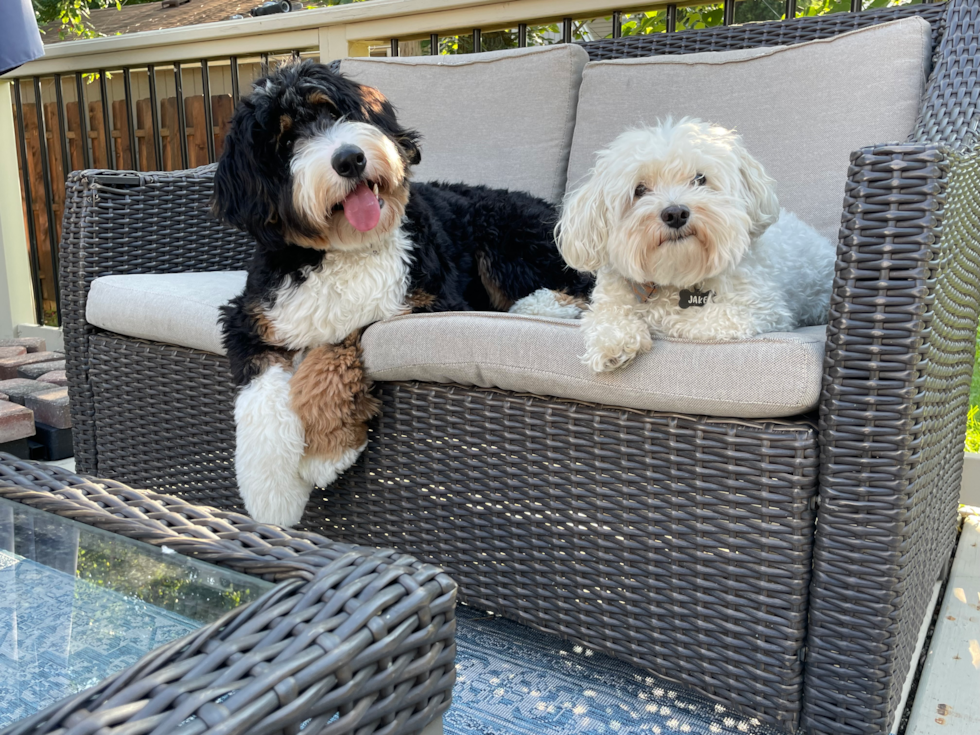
[214, 61, 592, 386]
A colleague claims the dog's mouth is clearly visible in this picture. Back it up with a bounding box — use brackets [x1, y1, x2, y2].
[331, 180, 385, 232]
[662, 227, 694, 245]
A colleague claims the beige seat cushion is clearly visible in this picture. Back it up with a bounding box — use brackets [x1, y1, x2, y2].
[566, 17, 932, 242]
[86, 271, 247, 354]
[339, 45, 589, 202]
[363, 312, 826, 419]
[86, 274, 824, 418]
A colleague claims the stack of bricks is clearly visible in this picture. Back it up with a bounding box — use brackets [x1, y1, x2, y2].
[0, 338, 72, 461]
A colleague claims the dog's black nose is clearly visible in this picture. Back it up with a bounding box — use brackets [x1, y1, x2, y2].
[331, 145, 367, 179]
[660, 205, 690, 229]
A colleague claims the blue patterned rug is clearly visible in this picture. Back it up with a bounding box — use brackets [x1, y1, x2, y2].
[448, 605, 781, 735]
[0, 548, 783, 735]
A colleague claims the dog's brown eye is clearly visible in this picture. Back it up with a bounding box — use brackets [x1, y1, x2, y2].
[634, 184, 647, 198]
[693, 173, 707, 187]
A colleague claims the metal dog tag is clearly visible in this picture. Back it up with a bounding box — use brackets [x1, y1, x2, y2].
[679, 288, 713, 309]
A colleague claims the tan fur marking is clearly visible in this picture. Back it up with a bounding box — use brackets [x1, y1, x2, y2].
[477, 252, 515, 310]
[290, 334, 380, 461]
[308, 91, 333, 106]
[249, 304, 281, 345]
[250, 351, 292, 375]
[407, 290, 436, 309]
[555, 291, 589, 309]
[279, 114, 293, 137]
[359, 85, 387, 115]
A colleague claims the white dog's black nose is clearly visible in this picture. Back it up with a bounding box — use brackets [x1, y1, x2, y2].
[661, 205, 690, 229]
[332, 145, 367, 179]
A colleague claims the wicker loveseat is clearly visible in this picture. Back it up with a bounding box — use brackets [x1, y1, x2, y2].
[61, 1, 979, 734]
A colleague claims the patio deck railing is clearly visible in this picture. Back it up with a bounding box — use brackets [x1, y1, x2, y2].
[0, 0, 925, 335]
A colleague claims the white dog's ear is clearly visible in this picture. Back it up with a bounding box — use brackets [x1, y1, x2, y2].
[735, 141, 780, 239]
[556, 172, 613, 272]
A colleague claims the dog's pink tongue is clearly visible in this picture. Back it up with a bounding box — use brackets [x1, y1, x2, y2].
[342, 183, 381, 232]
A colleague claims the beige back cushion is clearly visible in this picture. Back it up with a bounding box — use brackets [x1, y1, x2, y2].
[340, 44, 589, 203]
[566, 17, 932, 242]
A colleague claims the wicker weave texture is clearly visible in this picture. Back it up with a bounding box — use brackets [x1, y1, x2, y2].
[806, 143, 980, 734]
[913, 0, 980, 149]
[59, 168, 254, 477]
[311, 383, 819, 732]
[76, 329, 821, 729]
[802, 0, 980, 730]
[0, 455, 457, 735]
[89, 334, 239, 509]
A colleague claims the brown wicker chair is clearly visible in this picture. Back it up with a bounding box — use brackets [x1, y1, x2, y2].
[60, 1, 980, 733]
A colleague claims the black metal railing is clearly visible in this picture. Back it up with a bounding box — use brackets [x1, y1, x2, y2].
[8, 0, 927, 327]
[10, 52, 308, 326]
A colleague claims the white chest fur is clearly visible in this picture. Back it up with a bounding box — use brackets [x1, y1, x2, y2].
[266, 228, 412, 349]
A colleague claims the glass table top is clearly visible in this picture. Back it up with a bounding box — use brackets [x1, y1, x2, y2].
[0, 496, 274, 727]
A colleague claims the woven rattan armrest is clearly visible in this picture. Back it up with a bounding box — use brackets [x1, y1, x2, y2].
[0, 455, 457, 735]
[59, 166, 254, 475]
[804, 142, 980, 734]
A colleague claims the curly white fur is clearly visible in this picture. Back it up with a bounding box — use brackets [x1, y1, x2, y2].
[557, 119, 836, 373]
[298, 444, 367, 487]
[234, 364, 310, 527]
[509, 288, 584, 319]
[266, 228, 412, 349]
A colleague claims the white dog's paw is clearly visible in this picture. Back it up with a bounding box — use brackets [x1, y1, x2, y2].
[298, 443, 366, 487]
[234, 364, 310, 527]
[583, 344, 640, 373]
[510, 288, 585, 319]
[581, 315, 653, 373]
[239, 473, 313, 528]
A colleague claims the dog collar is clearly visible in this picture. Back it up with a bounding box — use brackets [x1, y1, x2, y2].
[630, 281, 658, 303]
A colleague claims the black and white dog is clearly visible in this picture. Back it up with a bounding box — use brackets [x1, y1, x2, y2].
[214, 61, 591, 527]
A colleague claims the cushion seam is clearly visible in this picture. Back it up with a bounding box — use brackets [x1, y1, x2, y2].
[367, 360, 817, 408]
[373, 315, 827, 346]
[552, 49, 576, 202]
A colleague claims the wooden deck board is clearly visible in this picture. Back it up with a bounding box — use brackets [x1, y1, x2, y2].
[906, 515, 980, 735]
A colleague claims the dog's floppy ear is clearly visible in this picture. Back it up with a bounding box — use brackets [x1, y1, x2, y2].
[358, 84, 422, 166]
[556, 168, 615, 273]
[733, 137, 779, 239]
[212, 103, 279, 235]
[396, 130, 422, 166]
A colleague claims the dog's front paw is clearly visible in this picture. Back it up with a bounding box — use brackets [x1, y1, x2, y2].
[298, 443, 366, 487]
[510, 288, 586, 319]
[583, 344, 640, 373]
[581, 317, 652, 373]
[240, 475, 312, 528]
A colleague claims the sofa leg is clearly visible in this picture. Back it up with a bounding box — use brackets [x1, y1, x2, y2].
[419, 716, 443, 735]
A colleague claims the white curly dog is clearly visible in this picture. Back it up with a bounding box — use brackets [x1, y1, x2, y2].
[557, 119, 836, 373]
